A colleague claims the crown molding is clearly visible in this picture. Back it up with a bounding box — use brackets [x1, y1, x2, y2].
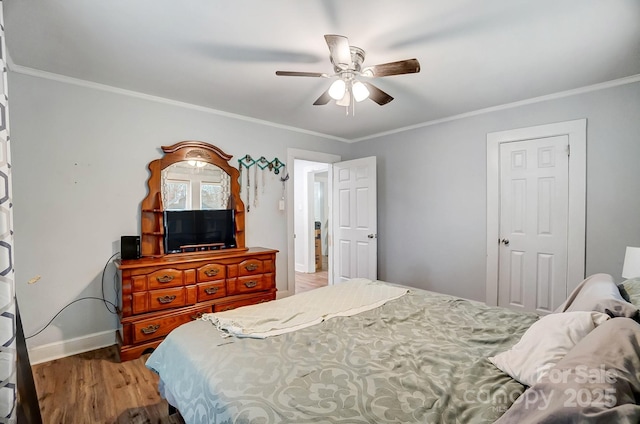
[7, 53, 639, 144]
[6, 58, 349, 143]
[350, 73, 640, 143]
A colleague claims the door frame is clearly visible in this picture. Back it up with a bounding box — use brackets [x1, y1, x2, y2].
[486, 119, 586, 306]
[286, 149, 341, 298]
[299, 165, 329, 273]
[309, 169, 329, 271]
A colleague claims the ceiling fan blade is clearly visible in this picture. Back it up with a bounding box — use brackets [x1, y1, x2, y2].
[324, 34, 351, 70]
[313, 89, 332, 105]
[276, 71, 329, 78]
[361, 58, 420, 77]
[361, 82, 394, 105]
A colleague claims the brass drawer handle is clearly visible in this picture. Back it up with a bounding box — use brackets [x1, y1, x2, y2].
[157, 275, 174, 283]
[141, 324, 160, 335]
[204, 287, 219, 295]
[244, 281, 258, 288]
[245, 264, 258, 272]
[190, 312, 204, 320]
[157, 295, 177, 304]
[204, 269, 220, 277]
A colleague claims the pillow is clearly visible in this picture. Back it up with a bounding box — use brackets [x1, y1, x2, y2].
[489, 311, 610, 386]
[495, 317, 640, 424]
[554, 273, 639, 318]
[618, 283, 631, 302]
[621, 278, 640, 308]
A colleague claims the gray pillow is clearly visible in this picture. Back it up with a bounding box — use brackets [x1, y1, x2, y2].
[621, 278, 640, 308]
[555, 273, 639, 318]
[495, 317, 640, 424]
[618, 284, 631, 302]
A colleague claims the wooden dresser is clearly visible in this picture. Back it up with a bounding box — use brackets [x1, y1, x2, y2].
[116, 247, 277, 361]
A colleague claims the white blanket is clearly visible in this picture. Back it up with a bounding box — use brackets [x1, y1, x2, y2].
[201, 278, 409, 338]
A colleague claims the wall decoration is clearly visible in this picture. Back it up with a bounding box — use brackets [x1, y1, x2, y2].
[238, 155, 286, 212]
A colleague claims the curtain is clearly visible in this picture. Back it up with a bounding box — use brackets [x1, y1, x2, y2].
[0, 1, 16, 422]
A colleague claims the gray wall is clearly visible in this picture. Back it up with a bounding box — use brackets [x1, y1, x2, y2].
[350, 81, 640, 301]
[9, 72, 350, 351]
[9, 68, 640, 354]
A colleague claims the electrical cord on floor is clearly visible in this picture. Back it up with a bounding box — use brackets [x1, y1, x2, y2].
[26, 252, 121, 339]
[26, 297, 119, 339]
[102, 252, 121, 314]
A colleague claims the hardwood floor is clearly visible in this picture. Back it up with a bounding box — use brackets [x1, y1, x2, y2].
[32, 345, 184, 424]
[31, 258, 329, 423]
[295, 255, 328, 293]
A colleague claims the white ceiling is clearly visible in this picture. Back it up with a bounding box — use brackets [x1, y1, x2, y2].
[4, 0, 640, 142]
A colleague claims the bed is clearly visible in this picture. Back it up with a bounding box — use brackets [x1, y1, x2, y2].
[145, 277, 640, 423]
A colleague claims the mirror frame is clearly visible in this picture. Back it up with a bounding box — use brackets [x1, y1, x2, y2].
[140, 140, 245, 257]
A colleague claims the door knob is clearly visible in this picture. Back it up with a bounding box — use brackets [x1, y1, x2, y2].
[501, 238, 510, 246]
[367, 234, 377, 239]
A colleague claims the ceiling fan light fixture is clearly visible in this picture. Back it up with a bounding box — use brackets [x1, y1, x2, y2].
[328, 79, 346, 100]
[336, 89, 351, 107]
[276, 34, 419, 110]
[352, 81, 369, 102]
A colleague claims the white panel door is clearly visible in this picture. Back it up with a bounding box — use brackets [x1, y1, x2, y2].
[498, 136, 569, 314]
[332, 157, 377, 283]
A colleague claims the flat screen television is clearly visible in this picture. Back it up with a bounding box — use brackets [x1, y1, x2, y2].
[163, 209, 236, 253]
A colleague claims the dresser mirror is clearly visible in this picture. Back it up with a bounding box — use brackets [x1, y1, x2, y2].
[140, 141, 245, 257]
[161, 161, 231, 210]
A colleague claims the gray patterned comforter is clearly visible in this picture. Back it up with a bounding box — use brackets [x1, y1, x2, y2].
[146, 285, 538, 423]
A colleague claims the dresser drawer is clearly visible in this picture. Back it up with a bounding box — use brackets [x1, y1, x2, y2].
[117, 247, 278, 361]
[147, 269, 184, 290]
[227, 275, 269, 295]
[237, 259, 263, 276]
[132, 286, 196, 314]
[196, 281, 227, 302]
[214, 292, 275, 312]
[132, 306, 210, 344]
[196, 263, 226, 282]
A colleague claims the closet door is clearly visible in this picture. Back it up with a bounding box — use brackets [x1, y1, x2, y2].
[498, 137, 569, 314]
[486, 119, 586, 312]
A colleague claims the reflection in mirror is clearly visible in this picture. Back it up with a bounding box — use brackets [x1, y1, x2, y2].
[161, 161, 231, 210]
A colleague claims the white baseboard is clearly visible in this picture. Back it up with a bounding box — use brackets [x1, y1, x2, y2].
[27, 330, 117, 365]
[276, 289, 292, 299]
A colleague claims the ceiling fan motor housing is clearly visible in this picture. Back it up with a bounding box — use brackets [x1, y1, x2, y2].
[332, 46, 365, 73]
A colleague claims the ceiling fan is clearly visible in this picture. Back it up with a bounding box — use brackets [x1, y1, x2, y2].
[276, 34, 420, 112]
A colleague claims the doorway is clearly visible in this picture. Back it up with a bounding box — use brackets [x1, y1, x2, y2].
[486, 119, 586, 313]
[293, 160, 330, 294]
[285, 149, 341, 298]
[286, 149, 379, 297]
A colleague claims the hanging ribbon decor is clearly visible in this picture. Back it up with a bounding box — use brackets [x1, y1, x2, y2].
[238, 155, 287, 212]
